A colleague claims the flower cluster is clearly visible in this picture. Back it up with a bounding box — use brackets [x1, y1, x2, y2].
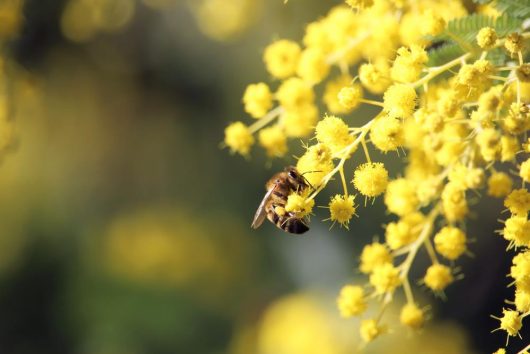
[224, 0, 530, 351]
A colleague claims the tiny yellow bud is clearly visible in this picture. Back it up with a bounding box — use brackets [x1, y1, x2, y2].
[337, 285, 367, 317]
[504, 189, 530, 216]
[337, 84, 363, 110]
[360, 242, 392, 274]
[369, 263, 401, 295]
[258, 125, 287, 158]
[328, 194, 356, 228]
[360, 319, 385, 343]
[263, 39, 301, 79]
[424, 264, 453, 292]
[243, 83, 273, 118]
[383, 84, 417, 118]
[400, 303, 425, 329]
[224, 121, 254, 156]
[505, 33, 524, 56]
[434, 226, 467, 261]
[498, 309, 522, 337]
[315, 115, 354, 158]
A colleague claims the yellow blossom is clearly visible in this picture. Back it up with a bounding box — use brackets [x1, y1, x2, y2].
[370, 115, 404, 152]
[384, 178, 419, 216]
[504, 189, 530, 216]
[400, 303, 425, 329]
[360, 242, 392, 274]
[476, 27, 497, 49]
[285, 193, 314, 218]
[328, 194, 356, 228]
[369, 263, 401, 295]
[258, 125, 287, 158]
[276, 78, 315, 109]
[297, 48, 330, 84]
[434, 226, 467, 260]
[359, 61, 391, 94]
[497, 309, 522, 337]
[263, 39, 301, 79]
[360, 319, 385, 343]
[487, 172, 513, 198]
[353, 162, 389, 197]
[224, 121, 254, 156]
[503, 215, 530, 247]
[315, 115, 354, 158]
[337, 285, 366, 317]
[504, 33, 524, 56]
[385, 212, 425, 250]
[520, 158, 530, 183]
[337, 84, 363, 110]
[323, 75, 354, 114]
[243, 83, 273, 118]
[281, 103, 319, 138]
[424, 264, 453, 292]
[296, 143, 334, 187]
[383, 84, 417, 118]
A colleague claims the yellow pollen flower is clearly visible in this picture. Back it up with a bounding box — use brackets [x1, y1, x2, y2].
[359, 61, 391, 94]
[519, 158, 530, 183]
[352, 162, 389, 197]
[487, 172, 513, 198]
[337, 285, 366, 317]
[224, 121, 254, 156]
[285, 193, 314, 218]
[498, 309, 522, 337]
[477, 27, 497, 49]
[323, 75, 354, 114]
[296, 143, 334, 187]
[504, 33, 524, 56]
[400, 303, 424, 329]
[511, 251, 530, 283]
[385, 212, 425, 250]
[504, 189, 530, 216]
[242, 82, 273, 118]
[424, 264, 453, 292]
[434, 226, 467, 261]
[258, 125, 287, 158]
[503, 215, 530, 248]
[514, 290, 530, 313]
[315, 115, 354, 158]
[442, 182, 468, 223]
[281, 103, 319, 138]
[369, 263, 401, 295]
[360, 319, 385, 343]
[384, 178, 419, 216]
[263, 39, 301, 79]
[337, 84, 363, 110]
[328, 194, 356, 228]
[276, 77, 315, 109]
[391, 45, 428, 83]
[360, 242, 392, 274]
[383, 83, 417, 118]
[297, 47, 330, 84]
[370, 115, 404, 152]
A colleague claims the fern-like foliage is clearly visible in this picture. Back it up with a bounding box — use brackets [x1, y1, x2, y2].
[427, 13, 523, 67]
[473, 0, 530, 19]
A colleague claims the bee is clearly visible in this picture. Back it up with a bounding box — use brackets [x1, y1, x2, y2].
[251, 166, 310, 234]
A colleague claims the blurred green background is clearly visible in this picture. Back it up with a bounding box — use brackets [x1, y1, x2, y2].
[0, 0, 526, 353]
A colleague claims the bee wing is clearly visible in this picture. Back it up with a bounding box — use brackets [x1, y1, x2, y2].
[251, 187, 275, 229]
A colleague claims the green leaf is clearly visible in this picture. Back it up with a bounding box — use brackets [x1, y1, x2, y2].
[493, 0, 530, 19]
[435, 13, 523, 52]
[427, 43, 465, 67]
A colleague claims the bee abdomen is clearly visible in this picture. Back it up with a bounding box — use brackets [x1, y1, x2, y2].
[280, 217, 309, 234]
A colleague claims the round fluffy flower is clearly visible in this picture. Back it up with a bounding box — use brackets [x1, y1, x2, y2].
[488, 171, 513, 198]
[360, 242, 392, 274]
[498, 309, 522, 337]
[520, 158, 530, 183]
[505, 33, 524, 56]
[323, 75, 354, 114]
[369, 263, 401, 295]
[384, 178, 419, 216]
[400, 303, 424, 329]
[352, 162, 389, 197]
[338, 84, 363, 110]
[359, 61, 391, 94]
[243, 83, 273, 118]
[328, 194, 356, 228]
[360, 319, 385, 343]
[297, 47, 330, 83]
[504, 189, 530, 216]
[285, 193, 314, 218]
[296, 143, 334, 187]
[385, 212, 425, 250]
[315, 115, 354, 158]
[434, 226, 467, 260]
[337, 285, 366, 317]
[391, 45, 428, 83]
[503, 215, 530, 247]
[263, 39, 301, 79]
[370, 115, 404, 152]
[258, 125, 287, 158]
[424, 264, 453, 292]
[476, 27, 497, 49]
[514, 290, 530, 313]
[441, 182, 468, 223]
[383, 84, 417, 118]
[224, 121, 254, 156]
[510, 251, 530, 283]
[281, 103, 318, 138]
[276, 78, 315, 109]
